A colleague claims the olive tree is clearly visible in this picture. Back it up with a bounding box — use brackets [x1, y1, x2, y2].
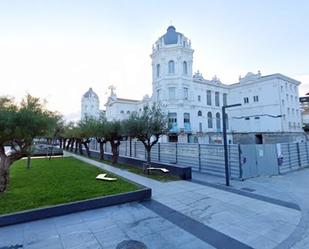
[124, 104, 167, 165]
[78, 117, 97, 157]
[0, 95, 57, 192]
[92, 116, 107, 160]
[104, 120, 123, 164]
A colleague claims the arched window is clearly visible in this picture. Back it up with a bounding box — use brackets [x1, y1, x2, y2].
[216, 112, 221, 130]
[183, 61, 188, 75]
[156, 64, 160, 78]
[198, 110, 202, 117]
[127, 111, 130, 114]
[168, 60, 175, 74]
[207, 112, 213, 128]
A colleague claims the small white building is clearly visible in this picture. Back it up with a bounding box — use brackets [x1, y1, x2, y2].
[104, 26, 305, 144]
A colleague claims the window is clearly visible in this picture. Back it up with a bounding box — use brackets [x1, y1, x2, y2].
[156, 89, 161, 101]
[223, 93, 227, 106]
[183, 87, 188, 100]
[168, 60, 175, 74]
[286, 94, 289, 101]
[215, 92, 220, 106]
[127, 111, 130, 114]
[253, 96, 259, 102]
[156, 64, 160, 78]
[198, 110, 202, 117]
[294, 86, 297, 92]
[245, 117, 250, 120]
[292, 108, 294, 115]
[168, 87, 176, 99]
[291, 95, 293, 102]
[255, 117, 260, 120]
[183, 61, 188, 75]
[207, 112, 213, 128]
[199, 122, 202, 132]
[168, 113, 177, 124]
[184, 113, 190, 123]
[120, 110, 124, 114]
[295, 96, 297, 102]
[287, 108, 290, 115]
[207, 90, 212, 105]
[216, 112, 221, 130]
[283, 114, 286, 120]
[290, 84, 292, 91]
[244, 97, 249, 104]
[281, 85, 283, 92]
[198, 95, 201, 101]
[282, 99, 285, 106]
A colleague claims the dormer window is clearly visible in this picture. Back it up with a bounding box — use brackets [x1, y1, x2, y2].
[168, 60, 175, 74]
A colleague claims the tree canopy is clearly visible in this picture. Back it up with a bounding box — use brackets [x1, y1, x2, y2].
[0, 95, 57, 192]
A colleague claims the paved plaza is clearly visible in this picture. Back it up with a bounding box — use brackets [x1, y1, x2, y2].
[1, 152, 309, 249]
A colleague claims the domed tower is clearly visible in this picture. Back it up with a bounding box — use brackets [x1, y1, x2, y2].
[150, 26, 194, 103]
[81, 87, 100, 119]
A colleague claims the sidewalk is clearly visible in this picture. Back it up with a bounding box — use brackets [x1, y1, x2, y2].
[67, 152, 302, 249]
[0, 152, 306, 249]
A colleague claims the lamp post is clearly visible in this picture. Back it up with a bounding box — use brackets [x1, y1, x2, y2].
[222, 103, 241, 186]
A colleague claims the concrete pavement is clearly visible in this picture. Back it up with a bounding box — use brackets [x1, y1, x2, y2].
[1, 152, 308, 249]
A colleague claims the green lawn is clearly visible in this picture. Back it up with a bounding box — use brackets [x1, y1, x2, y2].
[101, 159, 180, 182]
[0, 157, 140, 215]
[75, 152, 180, 182]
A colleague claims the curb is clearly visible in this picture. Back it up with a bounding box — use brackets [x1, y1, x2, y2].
[0, 187, 151, 227]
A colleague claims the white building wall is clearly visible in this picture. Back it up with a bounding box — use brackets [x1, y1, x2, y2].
[102, 25, 303, 144]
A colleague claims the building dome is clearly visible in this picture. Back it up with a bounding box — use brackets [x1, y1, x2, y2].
[163, 26, 181, 45]
[83, 87, 99, 99]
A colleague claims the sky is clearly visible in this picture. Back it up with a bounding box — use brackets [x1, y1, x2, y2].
[0, 0, 309, 121]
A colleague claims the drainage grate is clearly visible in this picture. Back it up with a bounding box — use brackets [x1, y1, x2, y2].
[0, 245, 23, 249]
[241, 187, 256, 192]
[116, 240, 147, 249]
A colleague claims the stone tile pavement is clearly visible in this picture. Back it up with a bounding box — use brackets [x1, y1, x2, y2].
[1, 152, 308, 249]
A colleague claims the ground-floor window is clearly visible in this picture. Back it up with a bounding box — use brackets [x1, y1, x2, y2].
[168, 134, 178, 142]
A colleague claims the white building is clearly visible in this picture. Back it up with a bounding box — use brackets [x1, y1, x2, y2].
[104, 26, 305, 144]
[81, 87, 101, 120]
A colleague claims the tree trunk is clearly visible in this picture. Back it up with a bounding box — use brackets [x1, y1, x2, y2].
[111, 141, 119, 165]
[78, 140, 83, 155]
[83, 142, 90, 157]
[0, 155, 11, 193]
[63, 138, 67, 149]
[146, 146, 151, 165]
[27, 155, 31, 168]
[70, 139, 74, 152]
[99, 141, 104, 160]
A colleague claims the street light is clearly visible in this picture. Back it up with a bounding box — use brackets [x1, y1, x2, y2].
[222, 103, 242, 186]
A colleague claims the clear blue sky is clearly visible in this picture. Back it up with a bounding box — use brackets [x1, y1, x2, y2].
[0, 0, 308, 120]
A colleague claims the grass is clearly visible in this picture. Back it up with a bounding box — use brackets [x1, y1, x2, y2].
[75, 152, 180, 182]
[100, 159, 180, 182]
[0, 157, 140, 215]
